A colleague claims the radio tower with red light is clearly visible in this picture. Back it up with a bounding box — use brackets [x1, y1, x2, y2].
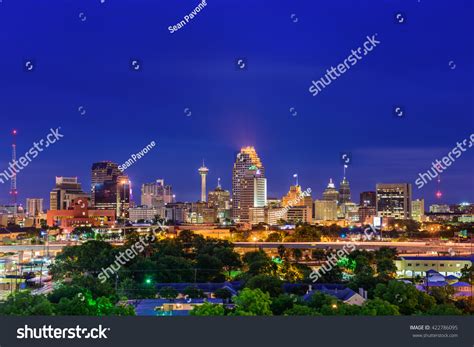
[435, 175, 442, 200]
[10, 129, 18, 218]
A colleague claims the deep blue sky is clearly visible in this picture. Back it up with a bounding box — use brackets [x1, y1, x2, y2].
[0, 0, 472, 208]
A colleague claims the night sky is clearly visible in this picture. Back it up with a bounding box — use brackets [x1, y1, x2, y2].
[0, 0, 472, 208]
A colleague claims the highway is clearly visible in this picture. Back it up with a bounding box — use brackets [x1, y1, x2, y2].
[233, 241, 473, 254]
[0, 241, 472, 255]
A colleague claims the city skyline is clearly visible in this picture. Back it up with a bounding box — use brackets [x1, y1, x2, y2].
[1, 146, 472, 211]
[0, 1, 472, 207]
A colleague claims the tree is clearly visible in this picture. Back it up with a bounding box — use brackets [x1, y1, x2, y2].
[429, 286, 455, 304]
[49, 241, 115, 279]
[214, 288, 233, 303]
[270, 294, 297, 315]
[291, 249, 303, 262]
[460, 264, 473, 282]
[360, 298, 400, 316]
[0, 291, 54, 315]
[374, 280, 435, 315]
[55, 292, 135, 316]
[267, 232, 283, 242]
[158, 286, 178, 300]
[118, 277, 156, 299]
[245, 275, 283, 297]
[242, 250, 276, 277]
[213, 247, 242, 278]
[196, 254, 225, 282]
[427, 304, 463, 315]
[277, 245, 286, 259]
[154, 256, 195, 282]
[190, 302, 225, 316]
[232, 288, 273, 316]
[284, 304, 320, 316]
[183, 286, 206, 299]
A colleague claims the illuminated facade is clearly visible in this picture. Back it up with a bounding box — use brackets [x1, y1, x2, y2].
[376, 183, 412, 219]
[322, 179, 339, 202]
[232, 146, 266, 223]
[338, 177, 351, 204]
[46, 198, 115, 233]
[314, 200, 337, 221]
[49, 177, 89, 211]
[141, 179, 173, 208]
[411, 199, 425, 222]
[91, 162, 130, 217]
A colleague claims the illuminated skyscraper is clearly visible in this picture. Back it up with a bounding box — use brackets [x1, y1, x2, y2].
[141, 179, 173, 208]
[411, 199, 425, 222]
[376, 183, 412, 219]
[50, 177, 89, 210]
[338, 177, 351, 204]
[232, 146, 266, 223]
[322, 179, 339, 202]
[91, 161, 130, 216]
[26, 198, 43, 217]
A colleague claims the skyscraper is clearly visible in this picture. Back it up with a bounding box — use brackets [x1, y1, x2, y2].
[208, 179, 231, 223]
[232, 146, 266, 223]
[91, 161, 130, 216]
[376, 183, 412, 219]
[50, 177, 89, 211]
[91, 161, 121, 206]
[198, 162, 209, 202]
[360, 191, 376, 207]
[26, 198, 43, 217]
[141, 179, 173, 208]
[314, 200, 337, 221]
[322, 179, 339, 202]
[411, 199, 425, 222]
[338, 177, 351, 204]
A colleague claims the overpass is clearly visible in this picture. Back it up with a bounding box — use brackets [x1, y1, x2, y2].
[0, 241, 472, 256]
[233, 241, 473, 254]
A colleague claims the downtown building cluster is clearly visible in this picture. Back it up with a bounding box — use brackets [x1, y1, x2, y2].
[0, 146, 473, 232]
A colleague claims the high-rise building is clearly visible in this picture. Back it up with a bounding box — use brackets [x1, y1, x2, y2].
[358, 206, 376, 224]
[282, 185, 313, 219]
[141, 179, 173, 208]
[338, 177, 351, 204]
[412, 199, 425, 222]
[232, 146, 266, 223]
[322, 179, 339, 202]
[360, 191, 376, 207]
[314, 200, 337, 221]
[376, 183, 412, 219]
[91, 161, 130, 217]
[208, 178, 231, 223]
[287, 206, 312, 224]
[26, 198, 43, 217]
[91, 161, 122, 206]
[50, 177, 89, 211]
